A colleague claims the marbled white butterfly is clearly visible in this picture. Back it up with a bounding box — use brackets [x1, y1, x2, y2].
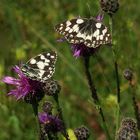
[21, 51, 57, 83]
[55, 17, 111, 48]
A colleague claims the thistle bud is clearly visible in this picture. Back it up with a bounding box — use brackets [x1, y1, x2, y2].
[116, 118, 138, 140]
[43, 80, 61, 96]
[42, 101, 53, 114]
[100, 0, 119, 16]
[74, 126, 90, 140]
[123, 68, 133, 81]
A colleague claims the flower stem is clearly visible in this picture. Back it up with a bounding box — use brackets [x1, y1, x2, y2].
[83, 56, 111, 140]
[31, 96, 44, 140]
[129, 83, 140, 130]
[54, 94, 70, 140]
[109, 16, 121, 133]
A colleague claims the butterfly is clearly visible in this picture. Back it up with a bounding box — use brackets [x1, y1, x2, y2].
[21, 51, 57, 83]
[55, 17, 111, 48]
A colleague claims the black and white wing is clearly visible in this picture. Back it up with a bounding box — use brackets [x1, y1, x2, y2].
[55, 17, 111, 48]
[21, 51, 57, 83]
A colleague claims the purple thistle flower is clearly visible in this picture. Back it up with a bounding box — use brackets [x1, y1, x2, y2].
[2, 65, 43, 100]
[71, 43, 99, 58]
[96, 13, 104, 22]
[39, 112, 63, 133]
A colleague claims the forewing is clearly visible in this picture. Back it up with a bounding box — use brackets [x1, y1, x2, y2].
[84, 19, 112, 48]
[21, 51, 57, 82]
[55, 18, 88, 44]
[55, 17, 111, 48]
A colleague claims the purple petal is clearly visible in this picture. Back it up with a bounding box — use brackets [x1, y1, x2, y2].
[96, 14, 104, 21]
[13, 65, 24, 77]
[73, 50, 81, 57]
[2, 76, 20, 85]
[57, 38, 66, 42]
[39, 112, 49, 124]
[7, 89, 19, 98]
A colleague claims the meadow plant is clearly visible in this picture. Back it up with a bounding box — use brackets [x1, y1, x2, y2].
[74, 126, 90, 140]
[1, 0, 140, 140]
[116, 118, 138, 140]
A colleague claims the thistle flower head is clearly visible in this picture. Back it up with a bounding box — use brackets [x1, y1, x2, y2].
[39, 112, 63, 133]
[2, 65, 43, 100]
[116, 118, 138, 140]
[100, 0, 119, 16]
[123, 68, 133, 81]
[121, 118, 137, 130]
[71, 43, 99, 58]
[42, 101, 53, 114]
[43, 80, 61, 96]
[74, 126, 90, 140]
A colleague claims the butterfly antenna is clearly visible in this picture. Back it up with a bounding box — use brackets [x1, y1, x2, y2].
[86, 2, 92, 17]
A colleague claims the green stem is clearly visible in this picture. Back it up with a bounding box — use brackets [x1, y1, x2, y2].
[31, 96, 44, 140]
[83, 56, 111, 140]
[109, 16, 121, 134]
[54, 94, 70, 140]
[129, 83, 140, 130]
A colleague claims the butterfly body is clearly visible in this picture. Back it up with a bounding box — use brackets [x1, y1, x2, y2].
[55, 17, 111, 48]
[21, 52, 57, 83]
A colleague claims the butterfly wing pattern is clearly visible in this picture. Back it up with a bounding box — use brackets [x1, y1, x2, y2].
[21, 51, 57, 83]
[55, 17, 111, 48]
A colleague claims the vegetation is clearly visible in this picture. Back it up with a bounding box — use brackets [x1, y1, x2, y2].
[0, 0, 140, 139]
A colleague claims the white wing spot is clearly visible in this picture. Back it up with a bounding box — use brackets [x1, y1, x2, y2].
[65, 27, 70, 31]
[44, 63, 49, 66]
[76, 19, 84, 24]
[86, 35, 92, 40]
[102, 28, 107, 35]
[71, 39, 74, 43]
[30, 59, 36, 64]
[49, 67, 52, 70]
[38, 70, 45, 77]
[59, 26, 63, 31]
[105, 37, 108, 41]
[72, 24, 79, 32]
[96, 23, 102, 28]
[96, 36, 100, 41]
[45, 59, 50, 63]
[40, 55, 45, 60]
[69, 29, 73, 33]
[47, 53, 50, 56]
[100, 35, 103, 40]
[37, 61, 45, 69]
[66, 21, 71, 27]
[70, 34, 73, 38]
[47, 74, 51, 78]
[50, 55, 55, 59]
[93, 29, 100, 37]
[62, 32, 66, 35]
[77, 32, 86, 39]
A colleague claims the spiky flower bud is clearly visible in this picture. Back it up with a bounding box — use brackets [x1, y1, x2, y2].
[43, 80, 61, 96]
[123, 68, 133, 81]
[100, 0, 119, 16]
[42, 101, 53, 114]
[116, 118, 138, 140]
[74, 126, 90, 140]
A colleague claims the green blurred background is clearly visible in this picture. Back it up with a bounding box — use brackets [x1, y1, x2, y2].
[0, 0, 140, 139]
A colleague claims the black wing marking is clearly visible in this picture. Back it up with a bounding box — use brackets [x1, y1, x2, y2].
[21, 51, 57, 82]
[55, 17, 111, 48]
